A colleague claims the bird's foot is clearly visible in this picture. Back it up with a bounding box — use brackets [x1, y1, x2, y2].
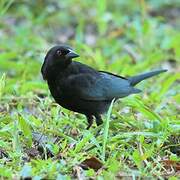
[86, 115, 94, 129]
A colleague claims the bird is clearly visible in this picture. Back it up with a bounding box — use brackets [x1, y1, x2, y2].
[41, 45, 167, 129]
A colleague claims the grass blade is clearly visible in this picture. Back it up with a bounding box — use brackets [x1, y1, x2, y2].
[0, 73, 6, 99]
[102, 98, 115, 162]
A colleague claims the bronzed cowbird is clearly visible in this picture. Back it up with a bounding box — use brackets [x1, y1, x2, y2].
[41, 45, 167, 129]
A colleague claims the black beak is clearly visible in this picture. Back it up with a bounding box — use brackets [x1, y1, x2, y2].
[66, 50, 79, 59]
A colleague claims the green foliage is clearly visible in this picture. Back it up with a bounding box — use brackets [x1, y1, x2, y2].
[102, 99, 115, 162]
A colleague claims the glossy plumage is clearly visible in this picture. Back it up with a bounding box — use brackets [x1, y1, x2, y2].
[41, 45, 167, 129]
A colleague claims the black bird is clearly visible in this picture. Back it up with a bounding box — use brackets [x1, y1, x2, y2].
[41, 45, 167, 129]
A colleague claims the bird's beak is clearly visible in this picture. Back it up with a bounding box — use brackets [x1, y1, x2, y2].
[66, 50, 79, 59]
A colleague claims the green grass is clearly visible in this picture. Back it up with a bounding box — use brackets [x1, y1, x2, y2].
[0, 0, 179, 179]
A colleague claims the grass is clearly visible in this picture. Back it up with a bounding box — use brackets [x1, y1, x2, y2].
[102, 98, 115, 162]
[0, 0, 179, 179]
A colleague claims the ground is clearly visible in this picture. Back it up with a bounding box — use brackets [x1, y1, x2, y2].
[0, 0, 179, 179]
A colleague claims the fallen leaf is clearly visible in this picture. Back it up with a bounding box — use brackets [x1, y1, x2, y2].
[108, 28, 124, 38]
[161, 159, 180, 171]
[70, 128, 79, 137]
[80, 156, 103, 171]
[25, 147, 40, 159]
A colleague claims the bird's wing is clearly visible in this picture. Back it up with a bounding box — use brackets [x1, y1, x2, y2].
[61, 72, 140, 101]
[98, 71, 128, 80]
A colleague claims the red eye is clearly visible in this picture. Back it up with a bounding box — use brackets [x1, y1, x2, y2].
[56, 50, 62, 56]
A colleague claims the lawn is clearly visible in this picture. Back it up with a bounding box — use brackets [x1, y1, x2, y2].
[0, 0, 179, 179]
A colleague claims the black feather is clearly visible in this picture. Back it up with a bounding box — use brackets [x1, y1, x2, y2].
[42, 45, 167, 129]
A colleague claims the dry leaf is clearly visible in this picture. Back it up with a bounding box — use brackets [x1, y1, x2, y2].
[70, 128, 79, 137]
[161, 159, 180, 171]
[80, 156, 103, 171]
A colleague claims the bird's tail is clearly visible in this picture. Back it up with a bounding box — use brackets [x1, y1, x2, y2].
[128, 69, 167, 86]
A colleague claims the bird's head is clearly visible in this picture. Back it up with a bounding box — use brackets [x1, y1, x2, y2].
[41, 45, 79, 80]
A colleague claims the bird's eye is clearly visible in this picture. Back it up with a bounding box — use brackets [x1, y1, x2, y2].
[56, 50, 62, 56]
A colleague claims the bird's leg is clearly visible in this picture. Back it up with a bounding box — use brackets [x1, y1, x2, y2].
[86, 115, 94, 129]
[94, 114, 103, 137]
[95, 114, 103, 126]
